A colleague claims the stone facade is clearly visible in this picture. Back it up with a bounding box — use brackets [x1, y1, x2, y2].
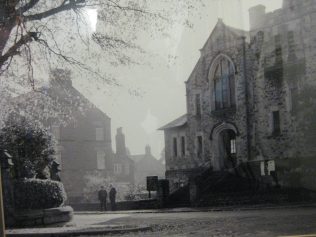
[161, 0, 316, 192]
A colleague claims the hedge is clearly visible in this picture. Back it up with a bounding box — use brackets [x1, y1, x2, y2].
[14, 179, 67, 210]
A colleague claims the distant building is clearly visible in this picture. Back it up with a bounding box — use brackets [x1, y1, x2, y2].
[161, 0, 316, 192]
[130, 145, 165, 185]
[112, 127, 135, 184]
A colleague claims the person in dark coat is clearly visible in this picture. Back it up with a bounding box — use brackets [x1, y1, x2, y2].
[109, 185, 117, 211]
[98, 186, 107, 211]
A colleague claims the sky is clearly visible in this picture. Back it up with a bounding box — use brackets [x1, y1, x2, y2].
[71, 0, 283, 159]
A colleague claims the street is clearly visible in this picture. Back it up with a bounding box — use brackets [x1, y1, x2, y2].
[76, 207, 316, 237]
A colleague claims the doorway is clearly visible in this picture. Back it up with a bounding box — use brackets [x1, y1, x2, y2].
[211, 123, 238, 171]
[218, 129, 237, 169]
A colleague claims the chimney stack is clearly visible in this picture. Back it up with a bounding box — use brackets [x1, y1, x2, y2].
[249, 5, 266, 30]
[49, 68, 72, 87]
[145, 145, 151, 156]
[116, 127, 127, 157]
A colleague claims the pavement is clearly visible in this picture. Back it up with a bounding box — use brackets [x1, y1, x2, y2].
[6, 213, 151, 237]
[95, 206, 316, 237]
[75, 202, 316, 215]
[5, 203, 316, 237]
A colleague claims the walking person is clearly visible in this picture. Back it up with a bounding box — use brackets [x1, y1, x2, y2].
[109, 184, 117, 211]
[98, 186, 107, 211]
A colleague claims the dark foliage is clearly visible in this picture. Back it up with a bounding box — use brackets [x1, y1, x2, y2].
[14, 178, 67, 210]
[0, 115, 56, 179]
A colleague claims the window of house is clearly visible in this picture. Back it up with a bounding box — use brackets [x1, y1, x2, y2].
[114, 163, 122, 174]
[95, 127, 104, 141]
[213, 57, 235, 110]
[197, 136, 203, 158]
[274, 34, 281, 46]
[287, 31, 296, 60]
[125, 164, 130, 175]
[288, 31, 294, 46]
[272, 111, 281, 135]
[274, 34, 282, 62]
[97, 151, 105, 170]
[173, 137, 178, 157]
[52, 125, 60, 140]
[181, 136, 186, 156]
[290, 87, 298, 112]
[230, 139, 236, 154]
[195, 94, 201, 116]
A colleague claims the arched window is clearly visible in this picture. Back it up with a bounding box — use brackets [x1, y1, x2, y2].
[213, 57, 236, 109]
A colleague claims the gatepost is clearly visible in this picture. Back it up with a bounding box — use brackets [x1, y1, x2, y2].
[146, 176, 158, 199]
[189, 177, 199, 206]
[157, 179, 169, 208]
[0, 150, 14, 236]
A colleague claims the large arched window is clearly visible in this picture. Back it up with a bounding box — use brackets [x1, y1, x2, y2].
[213, 57, 236, 109]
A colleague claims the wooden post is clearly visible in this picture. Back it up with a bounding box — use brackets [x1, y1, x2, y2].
[0, 162, 6, 237]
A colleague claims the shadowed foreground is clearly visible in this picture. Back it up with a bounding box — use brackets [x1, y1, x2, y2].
[78, 207, 316, 237]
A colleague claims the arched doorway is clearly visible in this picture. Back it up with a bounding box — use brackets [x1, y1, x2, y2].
[217, 129, 237, 170]
[211, 122, 238, 171]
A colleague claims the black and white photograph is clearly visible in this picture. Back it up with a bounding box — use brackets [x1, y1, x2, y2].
[1, 0, 316, 236]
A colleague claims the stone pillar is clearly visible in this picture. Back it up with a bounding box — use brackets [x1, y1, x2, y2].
[1, 160, 15, 227]
[157, 179, 169, 208]
[189, 178, 199, 206]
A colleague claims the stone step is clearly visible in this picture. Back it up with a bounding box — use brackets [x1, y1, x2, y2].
[198, 192, 292, 207]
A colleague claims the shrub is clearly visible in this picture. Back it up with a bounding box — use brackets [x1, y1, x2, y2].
[0, 116, 56, 179]
[14, 179, 67, 210]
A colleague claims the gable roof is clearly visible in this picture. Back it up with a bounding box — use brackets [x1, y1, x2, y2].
[158, 114, 187, 130]
[11, 79, 110, 126]
[201, 19, 248, 51]
[185, 19, 248, 85]
[130, 154, 144, 163]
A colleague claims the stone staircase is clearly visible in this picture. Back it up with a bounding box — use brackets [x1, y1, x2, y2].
[165, 167, 316, 208]
[165, 185, 190, 208]
[196, 170, 315, 207]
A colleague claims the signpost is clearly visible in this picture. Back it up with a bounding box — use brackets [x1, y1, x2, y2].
[0, 150, 13, 237]
[0, 161, 6, 237]
[146, 176, 158, 199]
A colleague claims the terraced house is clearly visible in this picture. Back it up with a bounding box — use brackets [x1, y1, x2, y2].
[161, 0, 316, 195]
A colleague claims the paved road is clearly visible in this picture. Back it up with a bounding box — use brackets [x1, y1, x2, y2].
[77, 207, 316, 237]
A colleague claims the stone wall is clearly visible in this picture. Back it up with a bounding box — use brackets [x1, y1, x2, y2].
[70, 199, 158, 211]
[185, 21, 251, 170]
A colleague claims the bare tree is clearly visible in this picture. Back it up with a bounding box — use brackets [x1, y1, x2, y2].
[0, 0, 202, 88]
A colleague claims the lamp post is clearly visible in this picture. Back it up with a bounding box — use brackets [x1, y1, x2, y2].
[0, 150, 13, 237]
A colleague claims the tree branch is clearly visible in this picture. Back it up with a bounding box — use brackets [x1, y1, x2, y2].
[24, 0, 86, 22]
[18, 0, 41, 13]
[0, 33, 34, 67]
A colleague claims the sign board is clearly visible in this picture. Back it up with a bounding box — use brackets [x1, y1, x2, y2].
[146, 176, 158, 191]
[260, 160, 275, 176]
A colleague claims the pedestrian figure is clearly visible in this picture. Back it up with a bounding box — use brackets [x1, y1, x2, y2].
[109, 185, 117, 211]
[98, 186, 107, 211]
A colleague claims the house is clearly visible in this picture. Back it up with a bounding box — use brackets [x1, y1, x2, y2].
[130, 145, 165, 185]
[160, 0, 316, 193]
[11, 69, 135, 202]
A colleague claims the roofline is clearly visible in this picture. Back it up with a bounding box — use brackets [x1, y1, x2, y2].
[158, 114, 187, 131]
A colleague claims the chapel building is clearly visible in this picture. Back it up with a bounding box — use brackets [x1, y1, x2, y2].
[160, 0, 316, 193]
